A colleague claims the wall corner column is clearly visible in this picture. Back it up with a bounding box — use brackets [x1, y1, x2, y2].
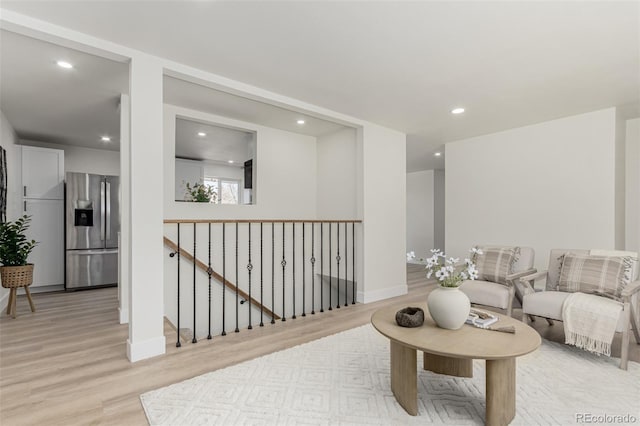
[126, 54, 165, 362]
[356, 123, 407, 303]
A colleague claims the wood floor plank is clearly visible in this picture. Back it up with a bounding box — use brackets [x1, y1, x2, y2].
[1, 266, 637, 425]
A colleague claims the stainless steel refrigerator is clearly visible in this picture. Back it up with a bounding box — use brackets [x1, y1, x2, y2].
[65, 172, 119, 290]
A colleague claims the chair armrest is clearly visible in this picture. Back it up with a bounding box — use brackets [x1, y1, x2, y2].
[621, 280, 640, 300]
[519, 270, 548, 295]
[519, 270, 548, 283]
[506, 268, 537, 282]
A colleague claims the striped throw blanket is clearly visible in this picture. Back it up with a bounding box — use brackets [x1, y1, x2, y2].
[562, 292, 622, 356]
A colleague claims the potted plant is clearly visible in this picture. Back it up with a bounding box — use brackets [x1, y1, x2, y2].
[184, 181, 218, 203]
[0, 215, 38, 290]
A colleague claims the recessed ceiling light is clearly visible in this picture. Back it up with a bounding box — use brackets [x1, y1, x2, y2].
[228, 160, 234, 164]
[57, 60, 73, 69]
[101, 136, 111, 142]
[297, 119, 305, 125]
[197, 132, 206, 137]
[451, 107, 465, 114]
[434, 152, 442, 157]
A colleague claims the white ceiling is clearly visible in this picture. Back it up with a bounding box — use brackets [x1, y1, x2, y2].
[1, 1, 639, 171]
[0, 29, 128, 150]
[175, 117, 253, 165]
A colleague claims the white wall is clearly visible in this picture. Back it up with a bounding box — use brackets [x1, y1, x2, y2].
[0, 110, 21, 303]
[0, 111, 21, 221]
[433, 169, 445, 251]
[164, 104, 317, 220]
[615, 109, 627, 249]
[127, 54, 165, 362]
[357, 123, 407, 302]
[316, 128, 358, 219]
[626, 118, 640, 254]
[406, 170, 434, 259]
[446, 108, 617, 271]
[19, 140, 120, 176]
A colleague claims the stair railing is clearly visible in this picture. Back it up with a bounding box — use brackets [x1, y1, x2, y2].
[163, 219, 361, 347]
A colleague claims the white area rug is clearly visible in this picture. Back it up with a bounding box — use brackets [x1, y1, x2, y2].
[141, 325, 640, 425]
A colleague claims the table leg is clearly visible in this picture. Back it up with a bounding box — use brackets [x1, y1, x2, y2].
[24, 286, 36, 312]
[6, 288, 14, 315]
[423, 353, 473, 377]
[485, 358, 516, 426]
[390, 340, 417, 415]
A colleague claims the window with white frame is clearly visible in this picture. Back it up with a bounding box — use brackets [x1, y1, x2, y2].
[204, 177, 240, 204]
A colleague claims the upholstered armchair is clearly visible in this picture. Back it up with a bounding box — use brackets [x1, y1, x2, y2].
[520, 249, 640, 370]
[459, 246, 536, 317]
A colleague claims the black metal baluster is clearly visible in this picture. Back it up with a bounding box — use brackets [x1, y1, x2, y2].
[176, 223, 181, 347]
[352, 222, 356, 305]
[192, 223, 197, 343]
[222, 223, 227, 336]
[235, 222, 239, 333]
[207, 222, 212, 340]
[271, 222, 275, 324]
[336, 222, 340, 309]
[329, 222, 332, 311]
[292, 222, 296, 319]
[320, 222, 324, 313]
[281, 222, 286, 321]
[260, 222, 264, 327]
[247, 223, 253, 330]
[302, 222, 306, 317]
[311, 222, 315, 315]
[344, 222, 348, 307]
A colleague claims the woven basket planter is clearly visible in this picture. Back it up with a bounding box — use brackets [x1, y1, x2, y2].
[0, 264, 34, 289]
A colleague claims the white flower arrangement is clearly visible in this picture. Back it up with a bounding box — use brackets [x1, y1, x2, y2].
[425, 248, 482, 287]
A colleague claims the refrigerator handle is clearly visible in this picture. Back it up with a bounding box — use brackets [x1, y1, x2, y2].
[106, 181, 111, 240]
[100, 181, 106, 241]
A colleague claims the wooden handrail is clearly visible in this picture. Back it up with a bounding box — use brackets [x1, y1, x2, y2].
[164, 219, 362, 224]
[163, 236, 281, 320]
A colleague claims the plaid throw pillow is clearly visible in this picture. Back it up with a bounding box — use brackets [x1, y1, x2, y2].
[473, 246, 520, 285]
[558, 254, 632, 300]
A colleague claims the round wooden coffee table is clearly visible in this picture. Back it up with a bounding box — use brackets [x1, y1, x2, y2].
[371, 302, 541, 426]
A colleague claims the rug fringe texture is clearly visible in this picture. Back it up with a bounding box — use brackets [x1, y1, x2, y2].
[141, 324, 639, 425]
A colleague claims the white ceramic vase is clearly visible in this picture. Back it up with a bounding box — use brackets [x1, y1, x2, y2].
[427, 284, 470, 330]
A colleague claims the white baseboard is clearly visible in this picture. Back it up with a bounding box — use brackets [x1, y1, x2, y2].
[119, 307, 129, 324]
[357, 284, 408, 304]
[127, 336, 166, 362]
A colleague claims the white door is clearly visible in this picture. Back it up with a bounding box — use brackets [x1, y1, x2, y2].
[21, 146, 64, 200]
[24, 199, 64, 287]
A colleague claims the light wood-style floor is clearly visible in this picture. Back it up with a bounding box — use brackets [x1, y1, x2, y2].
[1, 265, 637, 425]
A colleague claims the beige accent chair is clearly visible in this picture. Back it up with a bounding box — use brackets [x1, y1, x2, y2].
[459, 247, 536, 317]
[520, 249, 640, 370]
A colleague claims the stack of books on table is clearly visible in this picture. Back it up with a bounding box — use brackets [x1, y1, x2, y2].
[466, 310, 498, 327]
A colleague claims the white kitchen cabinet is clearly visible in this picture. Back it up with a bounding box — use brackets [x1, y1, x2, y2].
[24, 199, 64, 287]
[21, 146, 64, 200]
[21, 145, 65, 289]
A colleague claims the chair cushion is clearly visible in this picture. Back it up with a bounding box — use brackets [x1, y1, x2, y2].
[558, 254, 632, 299]
[473, 246, 519, 285]
[523, 291, 627, 332]
[459, 280, 511, 310]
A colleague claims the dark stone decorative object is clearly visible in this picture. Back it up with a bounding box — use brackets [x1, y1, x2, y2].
[395, 307, 425, 328]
